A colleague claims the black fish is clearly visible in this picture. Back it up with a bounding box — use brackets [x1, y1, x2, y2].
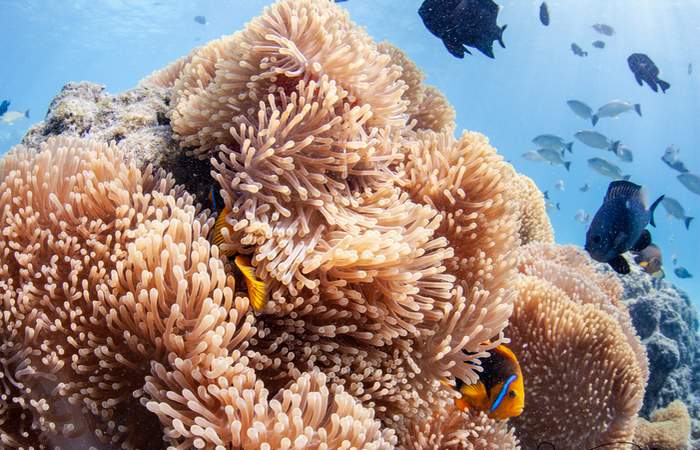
[0, 100, 9, 117]
[539, 2, 549, 26]
[419, 0, 507, 59]
[571, 43, 587, 57]
[194, 15, 207, 25]
[592, 40, 605, 49]
[628, 53, 670, 93]
[585, 181, 664, 274]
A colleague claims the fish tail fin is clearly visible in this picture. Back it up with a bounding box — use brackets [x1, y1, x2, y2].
[611, 141, 621, 153]
[556, 202, 561, 211]
[234, 255, 268, 312]
[499, 24, 507, 48]
[24, 109, 29, 118]
[623, 175, 631, 181]
[566, 142, 573, 153]
[543, 190, 549, 200]
[649, 195, 665, 227]
[564, 161, 571, 171]
[591, 114, 599, 126]
[459, 382, 488, 411]
[658, 79, 671, 93]
[634, 104, 642, 116]
[685, 217, 694, 230]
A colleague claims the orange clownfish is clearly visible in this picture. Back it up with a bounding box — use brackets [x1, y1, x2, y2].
[447, 344, 524, 420]
[209, 187, 268, 312]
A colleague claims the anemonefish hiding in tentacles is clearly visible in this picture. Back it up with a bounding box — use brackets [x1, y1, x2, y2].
[443, 344, 524, 420]
[209, 187, 268, 312]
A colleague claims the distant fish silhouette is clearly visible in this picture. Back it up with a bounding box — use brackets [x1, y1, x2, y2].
[628, 53, 670, 93]
[419, 0, 507, 59]
[0, 100, 9, 117]
[592, 40, 605, 49]
[194, 15, 207, 25]
[571, 43, 588, 57]
[593, 23, 615, 36]
[689, 63, 693, 75]
[539, 2, 550, 26]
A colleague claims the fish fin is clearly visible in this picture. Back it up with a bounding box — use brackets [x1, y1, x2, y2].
[556, 202, 560, 211]
[609, 254, 631, 274]
[564, 161, 571, 171]
[566, 142, 573, 153]
[634, 104, 642, 116]
[631, 229, 651, 251]
[592, 115, 599, 126]
[543, 190, 549, 200]
[210, 207, 236, 257]
[623, 175, 631, 181]
[24, 110, 29, 119]
[634, 72, 644, 86]
[604, 180, 642, 203]
[493, 345, 518, 364]
[649, 195, 664, 227]
[443, 38, 467, 58]
[685, 217, 694, 230]
[459, 382, 488, 408]
[499, 24, 507, 48]
[234, 255, 268, 312]
[658, 79, 671, 93]
[611, 141, 620, 154]
[639, 261, 649, 268]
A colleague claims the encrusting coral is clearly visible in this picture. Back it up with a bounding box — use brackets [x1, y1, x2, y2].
[507, 243, 648, 448]
[635, 400, 691, 450]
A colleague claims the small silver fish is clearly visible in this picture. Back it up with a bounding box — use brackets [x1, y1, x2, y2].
[593, 23, 615, 36]
[677, 173, 700, 196]
[522, 150, 545, 162]
[575, 130, 620, 152]
[533, 134, 573, 153]
[615, 145, 634, 163]
[661, 197, 693, 229]
[554, 179, 565, 191]
[579, 183, 591, 192]
[591, 100, 641, 126]
[662, 146, 689, 173]
[0, 110, 29, 125]
[537, 148, 572, 171]
[566, 100, 593, 120]
[674, 266, 693, 279]
[574, 209, 591, 224]
[587, 157, 629, 180]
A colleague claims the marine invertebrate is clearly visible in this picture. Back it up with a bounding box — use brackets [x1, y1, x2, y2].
[505, 172, 554, 244]
[507, 243, 647, 448]
[635, 400, 691, 450]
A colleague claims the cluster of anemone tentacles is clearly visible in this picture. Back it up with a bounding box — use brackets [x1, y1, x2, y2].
[0, 0, 653, 449]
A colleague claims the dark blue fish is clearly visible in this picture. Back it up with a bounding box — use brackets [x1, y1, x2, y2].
[419, 0, 507, 59]
[674, 267, 693, 279]
[585, 181, 664, 274]
[335, 0, 349, 2]
[194, 15, 207, 25]
[628, 53, 670, 93]
[592, 40, 605, 49]
[0, 100, 9, 117]
[539, 2, 549, 26]
[571, 43, 587, 57]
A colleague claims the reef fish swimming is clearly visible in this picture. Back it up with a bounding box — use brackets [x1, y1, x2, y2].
[662, 145, 689, 173]
[537, 148, 571, 171]
[677, 173, 700, 196]
[575, 130, 620, 152]
[539, 2, 549, 26]
[592, 40, 605, 49]
[634, 244, 664, 279]
[566, 100, 593, 121]
[588, 157, 629, 180]
[661, 197, 693, 230]
[585, 180, 664, 274]
[418, 0, 507, 59]
[628, 53, 670, 93]
[593, 23, 615, 36]
[0, 109, 29, 125]
[674, 267, 693, 279]
[446, 345, 525, 420]
[533, 134, 573, 153]
[209, 188, 268, 312]
[591, 100, 642, 126]
[571, 43, 588, 57]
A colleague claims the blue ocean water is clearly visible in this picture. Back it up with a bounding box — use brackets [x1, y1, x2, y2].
[1, 0, 698, 303]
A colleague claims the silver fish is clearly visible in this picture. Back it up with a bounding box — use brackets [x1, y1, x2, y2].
[0, 110, 29, 125]
[661, 197, 693, 229]
[615, 145, 634, 163]
[554, 179, 565, 191]
[587, 157, 630, 180]
[574, 209, 591, 224]
[566, 100, 593, 120]
[591, 100, 641, 126]
[593, 23, 615, 36]
[575, 130, 620, 152]
[533, 134, 573, 153]
[662, 146, 689, 173]
[571, 43, 588, 57]
[537, 148, 572, 171]
[579, 183, 591, 192]
[677, 173, 700, 196]
[522, 150, 545, 162]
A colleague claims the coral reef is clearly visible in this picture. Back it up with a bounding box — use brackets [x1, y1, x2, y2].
[635, 400, 691, 450]
[602, 262, 700, 447]
[507, 243, 647, 448]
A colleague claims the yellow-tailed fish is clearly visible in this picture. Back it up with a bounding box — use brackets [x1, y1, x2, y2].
[446, 344, 524, 420]
[209, 188, 268, 312]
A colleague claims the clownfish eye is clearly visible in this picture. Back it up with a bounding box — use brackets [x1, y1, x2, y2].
[508, 390, 516, 398]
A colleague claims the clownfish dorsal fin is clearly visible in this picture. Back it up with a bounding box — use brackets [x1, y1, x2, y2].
[235, 255, 268, 312]
[493, 344, 518, 363]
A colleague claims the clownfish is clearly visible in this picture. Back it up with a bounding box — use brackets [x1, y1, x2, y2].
[445, 344, 524, 420]
[209, 187, 268, 312]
